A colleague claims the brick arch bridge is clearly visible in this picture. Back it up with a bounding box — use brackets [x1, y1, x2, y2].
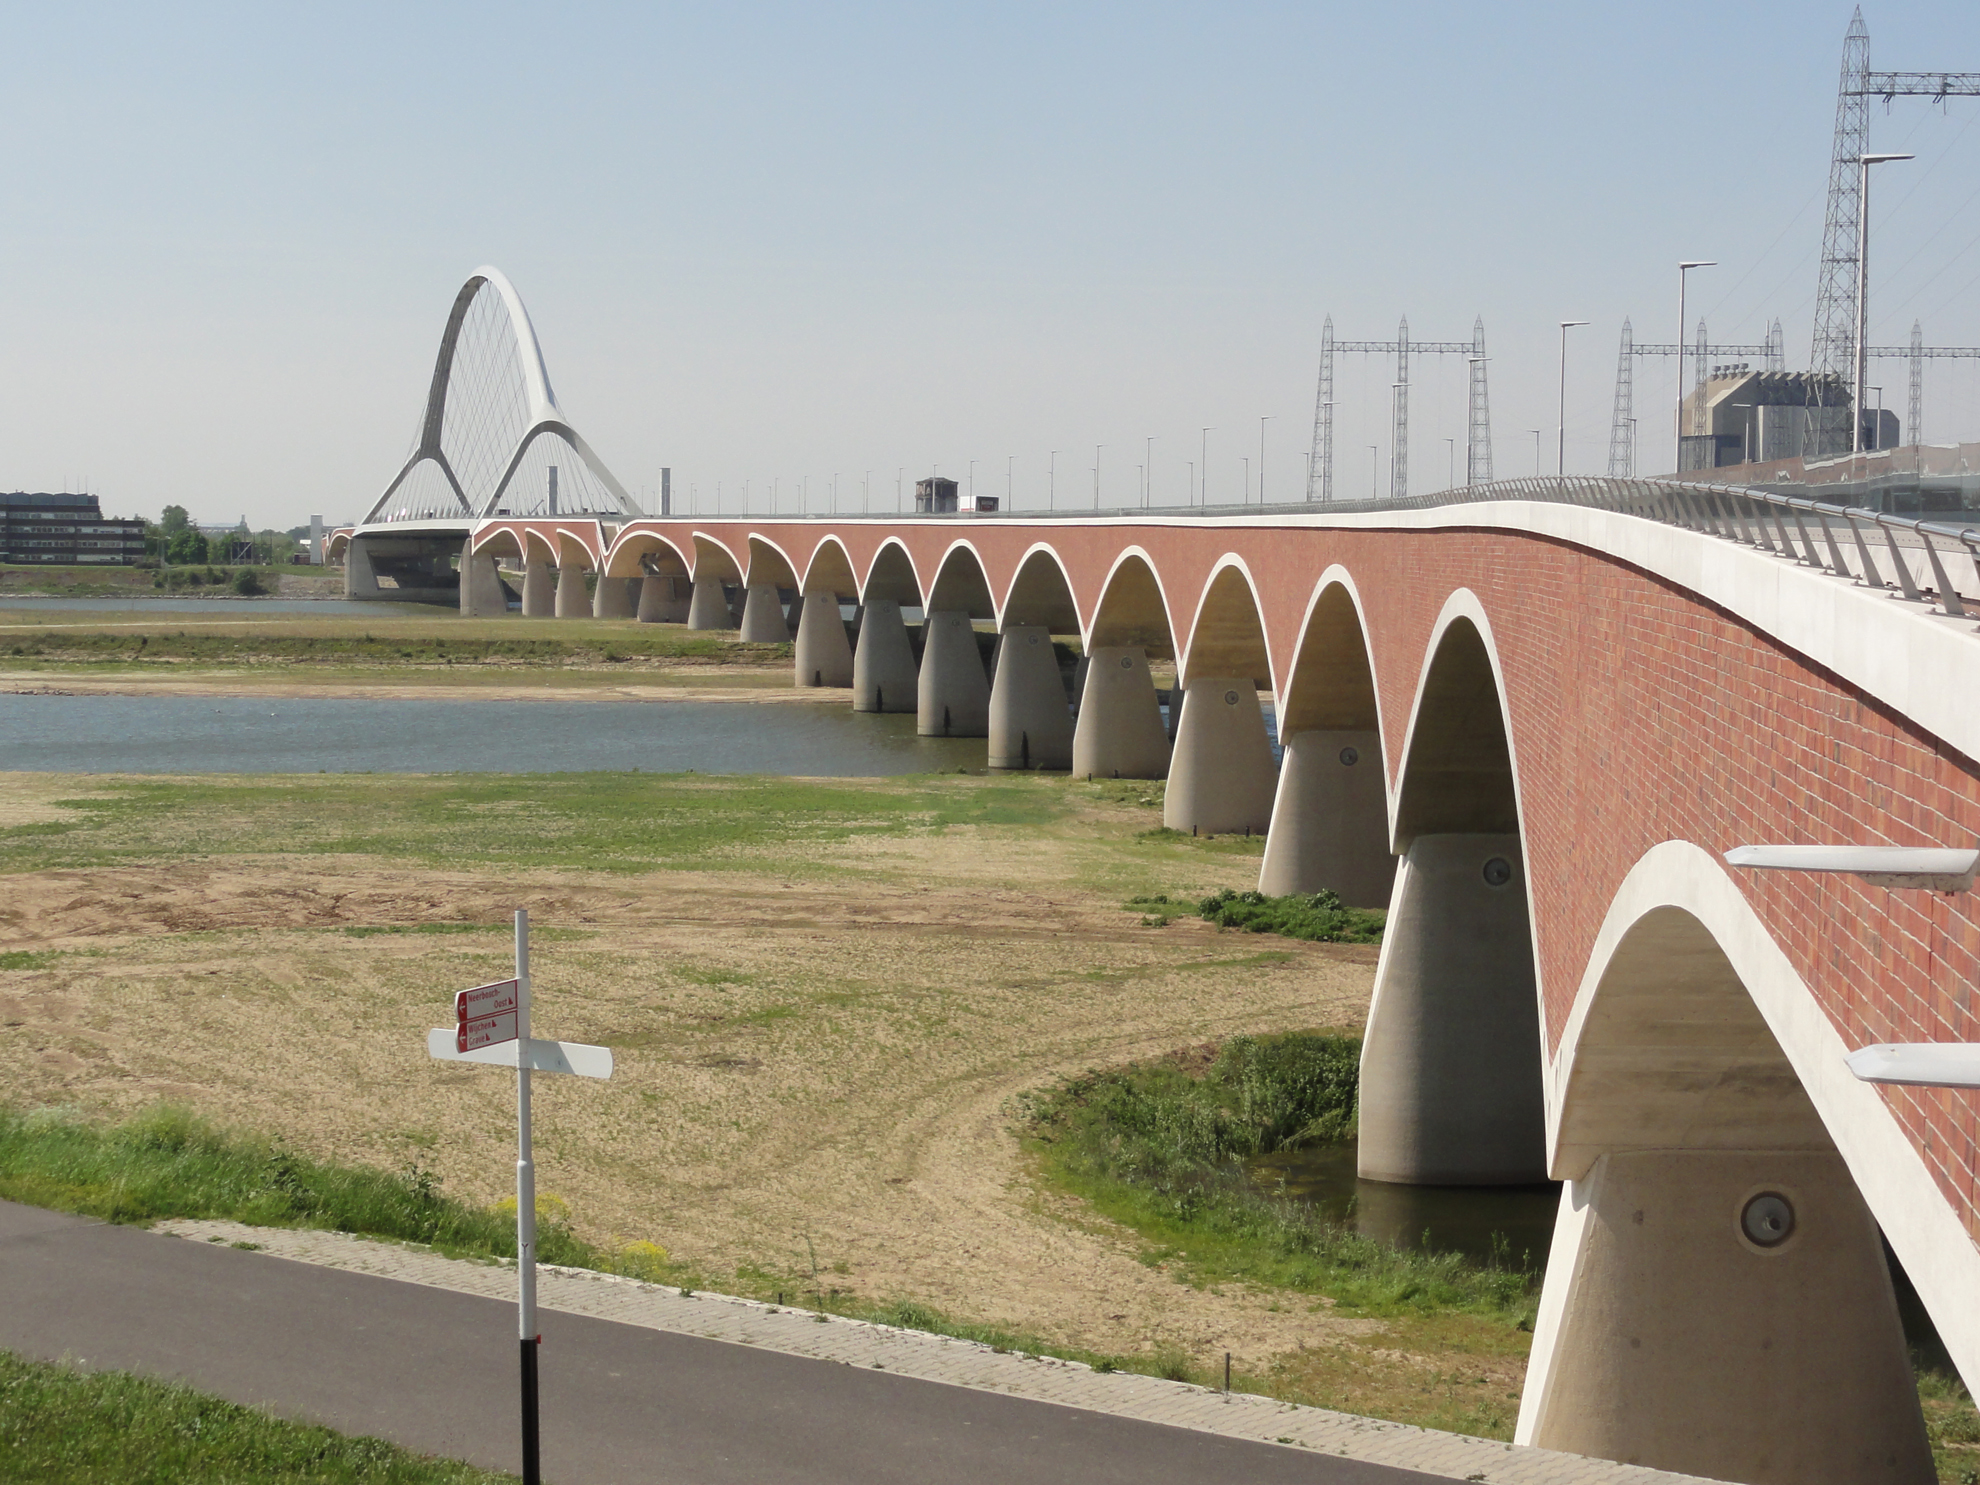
[446, 489, 1980, 1484]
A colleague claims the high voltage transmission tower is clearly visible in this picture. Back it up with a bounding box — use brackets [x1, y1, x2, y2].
[1807, 8, 1980, 446]
[1304, 316, 1492, 501]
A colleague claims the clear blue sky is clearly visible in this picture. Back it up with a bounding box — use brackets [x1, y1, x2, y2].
[4, 2, 1977, 526]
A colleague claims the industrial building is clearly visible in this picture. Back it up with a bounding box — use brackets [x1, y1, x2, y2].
[0, 492, 147, 564]
[1676, 370, 1890, 472]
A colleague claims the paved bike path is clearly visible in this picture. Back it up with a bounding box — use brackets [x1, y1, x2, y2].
[0, 1201, 1438, 1484]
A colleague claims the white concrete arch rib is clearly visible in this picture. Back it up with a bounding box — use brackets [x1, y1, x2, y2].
[363, 267, 639, 523]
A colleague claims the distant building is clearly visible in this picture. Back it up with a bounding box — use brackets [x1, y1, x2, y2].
[1677, 370, 1885, 471]
[0, 493, 147, 565]
[914, 477, 959, 513]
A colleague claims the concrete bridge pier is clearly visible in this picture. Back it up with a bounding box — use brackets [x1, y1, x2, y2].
[987, 625, 1073, 769]
[592, 574, 634, 619]
[687, 577, 733, 630]
[1524, 1149, 1932, 1485]
[636, 574, 690, 623]
[740, 584, 791, 642]
[918, 611, 990, 736]
[1258, 729, 1394, 907]
[1071, 647, 1170, 778]
[1162, 678, 1275, 833]
[459, 544, 507, 617]
[1356, 834, 1544, 1184]
[554, 564, 588, 618]
[520, 562, 555, 617]
[794, 592, 854, 687]
[853, 599, 918, 713]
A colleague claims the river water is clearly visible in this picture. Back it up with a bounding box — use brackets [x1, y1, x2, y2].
[0, 693, 985, 776]
[0, 598, 411, 616]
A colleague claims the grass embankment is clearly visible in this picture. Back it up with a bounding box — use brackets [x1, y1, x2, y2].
[1021, 1030, 1539, 1437]
[0, 615, 788, 673]
[0, 1350, 506, 1484]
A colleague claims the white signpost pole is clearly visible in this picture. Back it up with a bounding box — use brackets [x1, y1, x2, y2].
[423, 910, 612, 1484]
[514, 908, 540, 1485]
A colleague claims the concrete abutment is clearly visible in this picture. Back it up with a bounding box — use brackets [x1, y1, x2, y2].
[1071, 646, 1171, 779]
[1163, 677, 1276, 834]
[1258, 729, 1394, 907]
[1356, 833, 1545, 1185]
[987, 625, 1073, 769]
[853, 599, 918, 713]
[918, 611, 990, 736]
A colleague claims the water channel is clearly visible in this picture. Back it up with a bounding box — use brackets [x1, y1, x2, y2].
[1245, 1140, 1562, 1270]
[0, 693, 985, 776]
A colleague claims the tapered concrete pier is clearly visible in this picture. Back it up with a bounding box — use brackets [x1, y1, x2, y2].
[1071, 647, 1170, 778]
[593, 574, 634, 618]
[1356, 833, 1544, 1184]
[687, 578, 733, 631]
[918, 611, 990, 736]
[987, 625, 1073, 769]
[554, 564, 588, 618]
[521, 561, 555, 617]
[1163, 677, 1275, 834]
[853, 599, 918, 712]
[740, 585, 791, 642]
[1525, 1150, 1933, 1485]
[795, 592, 854, 687]
[636, 574, 690, 623]
[460, 544, 507, 617]
[1258, 728, 1394, 907]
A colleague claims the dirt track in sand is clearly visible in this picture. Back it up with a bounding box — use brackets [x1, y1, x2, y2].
[0, 810, 1376, 1369]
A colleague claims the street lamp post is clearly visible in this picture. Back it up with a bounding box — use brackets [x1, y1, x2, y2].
[1527, 430, 1542, 476]
[1558, 320, 1588, 476]
[1676, 261, 1715, 473]
[1145, 436, 1155, 507]
[1200, 429, 1211, 506]
[1855, 154, 1913, 454]
[1258, 416, 1272, 504]
[1092, 445, 1104, 510]
[1048, 451, 1057, 510]
[1369, 445, 1379, 499]
[1443, 437, 1455, 491]
[1006, 455, 1014, 509]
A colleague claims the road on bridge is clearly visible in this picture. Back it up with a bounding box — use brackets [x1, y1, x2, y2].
[0, 1201, 1439, 1484]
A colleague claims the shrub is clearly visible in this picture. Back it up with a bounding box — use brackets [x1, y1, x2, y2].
[231, 568, 265, 596]
[1196, 887, 1384, 944]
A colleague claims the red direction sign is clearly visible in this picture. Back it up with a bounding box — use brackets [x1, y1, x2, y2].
[456, 979, 520, 1053]
[459, 1009, 519, 1053]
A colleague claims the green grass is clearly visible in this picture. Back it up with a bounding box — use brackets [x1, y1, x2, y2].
[1019, 1032, 1537, 1319]
[1126, 888, 1385, 943]
[0, 1350, 507, 1483]
[0, 773, 1068, 877]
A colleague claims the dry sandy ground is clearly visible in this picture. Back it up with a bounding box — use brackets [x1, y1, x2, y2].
[0, 785, 1374, 1371]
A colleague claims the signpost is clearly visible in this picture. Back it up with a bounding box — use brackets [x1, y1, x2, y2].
[425, 910, 612, 1485]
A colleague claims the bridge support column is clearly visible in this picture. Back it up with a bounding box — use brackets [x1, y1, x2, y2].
[554, 564, 588, 618]
[345, 539, 383, 600]
[853, 599, 918, 712]
[1071, 647, 1170, 779]
[1520, 1150, 1932, 1485]
[794, 591, 854, 687]
[592, 574, 634, 619]
[740, 584, 791, 642]
[460, 544, 507, 617]
[636, 574, 690, 623]
[520, 561, 554, 618]
[687, 577, 733, 630]
[917, 611, 989, 736]
[987, 625, 1073, 769]
[1162, 678, 1275, 834]
[1258, 729, 1394, 907]
[1357, 833, 1544, 1184]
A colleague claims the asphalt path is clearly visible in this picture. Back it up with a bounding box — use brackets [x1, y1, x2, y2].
[0, 1201, 1445, 1484]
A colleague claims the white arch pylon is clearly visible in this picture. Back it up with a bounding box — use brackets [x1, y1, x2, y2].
[363, 266, 640, 524]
